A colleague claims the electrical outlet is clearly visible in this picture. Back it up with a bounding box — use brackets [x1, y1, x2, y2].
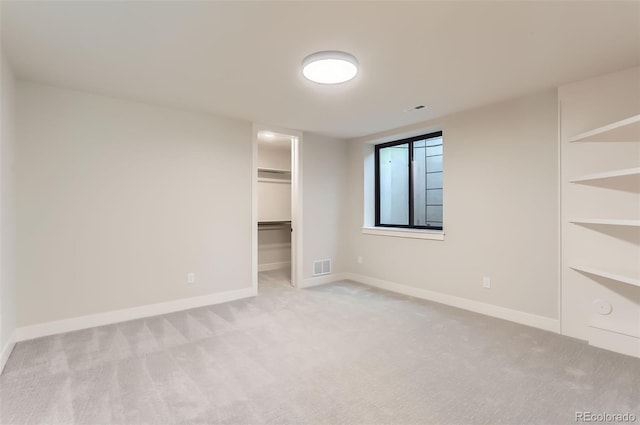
[482, 277, 491, 289]
[357, 256, 363, 264]
[187, 273, 195, 284]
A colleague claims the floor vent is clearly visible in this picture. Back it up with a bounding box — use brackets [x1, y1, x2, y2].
[313, 259, 331, 276]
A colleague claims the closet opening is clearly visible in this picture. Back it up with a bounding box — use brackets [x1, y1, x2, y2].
[252, 125, 302, 292]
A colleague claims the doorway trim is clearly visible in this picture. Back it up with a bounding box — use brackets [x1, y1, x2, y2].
[252, 123, 303, 292]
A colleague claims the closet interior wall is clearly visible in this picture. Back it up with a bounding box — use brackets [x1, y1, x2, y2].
[257, 141, 292, 274]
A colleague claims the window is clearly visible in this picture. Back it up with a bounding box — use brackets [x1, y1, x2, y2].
[375, 131, 443, 230]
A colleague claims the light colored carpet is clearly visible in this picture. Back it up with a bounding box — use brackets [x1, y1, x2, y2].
[1, 270, 639, 425]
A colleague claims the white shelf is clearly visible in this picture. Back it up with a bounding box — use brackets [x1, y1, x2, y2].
[569, 114, 640, 143]
[570, 218, 640, 227]
[258, 219, 290, 223]
[571, 266, 640, 288]
[258, 221, 291, 231]
[570, 167, 640, 183]
[257, 167, 291, 174]
[258, 178, 291, 184]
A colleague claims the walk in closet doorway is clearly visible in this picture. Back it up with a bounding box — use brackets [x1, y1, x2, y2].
[252, 125, 302, 292]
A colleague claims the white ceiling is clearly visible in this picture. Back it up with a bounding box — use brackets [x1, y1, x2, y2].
[2, 1, 639, 139]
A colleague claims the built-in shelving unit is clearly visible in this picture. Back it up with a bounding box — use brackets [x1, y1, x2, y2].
[567, 112, 640, 293]
[570, 218, 640, 227]
[569, 114, 640, 143]
[570, 266, 640, 288]
[570, 167, 640, 183]
[560, 71, 640, 358]
[565, 110, 640, 357]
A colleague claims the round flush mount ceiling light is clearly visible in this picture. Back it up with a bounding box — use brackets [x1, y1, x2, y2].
[302, 51, 359, 84]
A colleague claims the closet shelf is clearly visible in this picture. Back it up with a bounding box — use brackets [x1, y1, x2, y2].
[570, 167, 640, 183]
[569, 114, 640, 143]
[257, 167, 291, 174]
[258, 220, 291, 225]
[258, 178, 291, 184]
[571, 266, 640, 288]
[570, 218, 640, 227]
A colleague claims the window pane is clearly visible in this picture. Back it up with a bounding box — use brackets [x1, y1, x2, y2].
[425, 136, 442, 147]
[426, 189, 443, 204]
[426, 172, 442, 189]
[413, 143, 426, 226]
[427, 205, 443, 224]
[426, 155, 442, 172]
[379, 144, 409, 225]
[426, 145, 442, 156]
[415, 135, 442, 227]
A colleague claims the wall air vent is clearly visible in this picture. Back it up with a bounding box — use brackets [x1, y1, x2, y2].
[312, 259, 331, 276]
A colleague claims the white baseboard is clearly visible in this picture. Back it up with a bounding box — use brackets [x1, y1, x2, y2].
[258, 262, 290, 272]
[299, 272, 349, 289]
[0, 332, 17, 374]
[14, 287, 256, 342]
[343, 272, 561, 334]
[588, 326, 640, 358]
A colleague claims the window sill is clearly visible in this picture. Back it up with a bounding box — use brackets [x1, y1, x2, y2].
[361, 226, 445, 241]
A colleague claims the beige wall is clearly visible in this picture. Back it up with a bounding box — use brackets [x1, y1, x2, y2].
[302, 133, 348, 280]
[16, 82, 253, 327]
[1, 53, 17, 349]
[559, 67, 640, 353]
[345, 90, 559, 319]
[14, 82, 350, 328]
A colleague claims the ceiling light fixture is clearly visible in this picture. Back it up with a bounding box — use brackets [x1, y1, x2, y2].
[259, 131, 276, 140]
[302, 51, 359, 84]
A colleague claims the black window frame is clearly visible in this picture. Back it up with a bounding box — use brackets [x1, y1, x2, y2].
[375, 131, 443, 231]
